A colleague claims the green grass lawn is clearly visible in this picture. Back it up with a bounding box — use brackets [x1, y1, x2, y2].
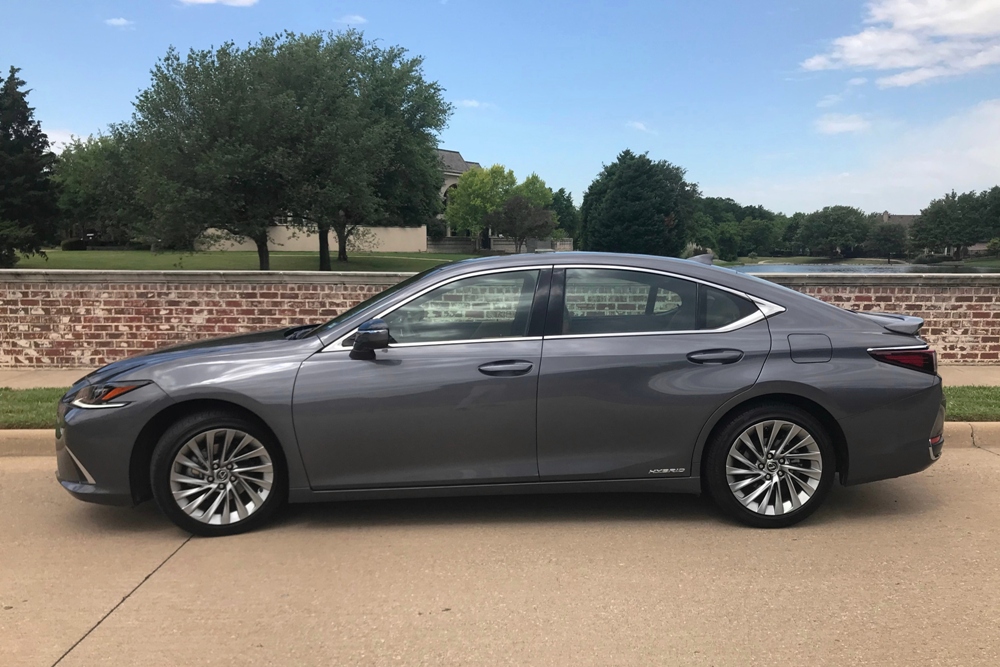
[14, 249, 477, 272]
[2, 384, 998, 430]
[733, 256, 906, 266]
[0, 387, 66, 429]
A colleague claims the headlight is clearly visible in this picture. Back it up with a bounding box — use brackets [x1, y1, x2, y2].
[71, 381, 150, 409]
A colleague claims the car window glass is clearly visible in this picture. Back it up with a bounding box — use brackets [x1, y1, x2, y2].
[563, 269, 697, 334]
[384, 270, 540, 344]
[704, 286, 759, 329]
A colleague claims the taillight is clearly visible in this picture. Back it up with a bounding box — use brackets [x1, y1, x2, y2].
[868, 347, 937, 374]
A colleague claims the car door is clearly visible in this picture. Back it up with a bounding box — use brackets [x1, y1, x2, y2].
[536, 266, 771, 481]
[293, 267, 550, 490]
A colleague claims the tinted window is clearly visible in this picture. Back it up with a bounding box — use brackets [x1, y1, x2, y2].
[384, 270, 540, 344]
[704, 285, 759, 329]
[561, 269, 759, 335]
[563, 269, 698, 334]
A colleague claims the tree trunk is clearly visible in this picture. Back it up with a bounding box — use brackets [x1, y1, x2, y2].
[337, 229, 348, 262]
[254, 235, 270, 271]
[318, 221, 331, 271]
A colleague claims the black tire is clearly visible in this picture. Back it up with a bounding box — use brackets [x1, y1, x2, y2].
[150, 410, 287, 537]
[704, 403, 836, 528]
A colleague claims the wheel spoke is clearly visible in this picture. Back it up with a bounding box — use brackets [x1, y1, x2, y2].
[229, 445, 266, 465]
[233, 462, 273, 474]
[729, 474, 763, 492]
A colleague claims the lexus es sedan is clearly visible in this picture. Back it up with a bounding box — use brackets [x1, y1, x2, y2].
[56, 252, 945, 536]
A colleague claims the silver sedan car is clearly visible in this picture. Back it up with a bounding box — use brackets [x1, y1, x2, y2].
[57, 252, 945, 536]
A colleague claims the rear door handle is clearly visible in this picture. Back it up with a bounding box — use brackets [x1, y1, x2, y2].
[478, 360, 534, 377]
[687, 349, 744, 365]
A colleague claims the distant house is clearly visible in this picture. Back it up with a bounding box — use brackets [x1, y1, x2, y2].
[880, 211, 919, 228]
[436, 149, 481, 238]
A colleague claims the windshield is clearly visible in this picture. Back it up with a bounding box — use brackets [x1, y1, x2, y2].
[308, 266, 443, 336]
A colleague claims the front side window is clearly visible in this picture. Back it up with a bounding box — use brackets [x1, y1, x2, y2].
[561, 268, 758, 335]
[383, 270, 540, 344]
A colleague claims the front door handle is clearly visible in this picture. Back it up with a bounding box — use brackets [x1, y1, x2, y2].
[687, 349, 744, 365]
[478, 360, 534, 377]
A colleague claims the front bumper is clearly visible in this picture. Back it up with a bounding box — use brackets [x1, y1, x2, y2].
[55, 382, 173, 506]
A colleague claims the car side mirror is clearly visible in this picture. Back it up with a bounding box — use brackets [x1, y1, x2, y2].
[351, 318, 390, 360]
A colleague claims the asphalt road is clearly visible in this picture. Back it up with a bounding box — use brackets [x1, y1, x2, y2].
[3, 446, 1000, 667]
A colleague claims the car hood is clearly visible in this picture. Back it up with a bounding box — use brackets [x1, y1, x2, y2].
[79, 327, 320, 386]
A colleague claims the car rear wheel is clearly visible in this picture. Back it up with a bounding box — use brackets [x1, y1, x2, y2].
[704, 403, 835, 528]
[150, 411, 286, 536]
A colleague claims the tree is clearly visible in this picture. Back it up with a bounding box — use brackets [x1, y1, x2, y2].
[55, 133, 146, 246]
[866, 222, 907, 260]
[513, 173, 553, 208]
[549, 188, 580, 240]
[129, 38, 300, 269]
[737, 217, 779, 256]
[580, 149, 699, 256]
[482, 195, 557, 253]
[911, 190, 988, 258]
[0, 66, 59, 267]
[797, 205, 870, 257]
[444, 164, 517, 238]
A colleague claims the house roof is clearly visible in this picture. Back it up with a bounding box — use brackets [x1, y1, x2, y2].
[881, 211, 919, 227]
[437, 149, 480, 175]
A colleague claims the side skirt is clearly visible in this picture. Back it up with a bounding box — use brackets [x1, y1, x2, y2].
[288, 476, 702, 504]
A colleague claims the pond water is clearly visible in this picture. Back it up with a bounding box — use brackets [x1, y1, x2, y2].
[729, 263, 1000, 274]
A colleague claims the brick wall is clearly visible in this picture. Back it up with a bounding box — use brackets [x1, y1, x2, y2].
[2, 270, 1000, 367]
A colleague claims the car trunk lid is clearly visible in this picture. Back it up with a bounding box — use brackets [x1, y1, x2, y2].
[852, 311, 924, 336]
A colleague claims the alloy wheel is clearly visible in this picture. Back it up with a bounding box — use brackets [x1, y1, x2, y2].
[725, 420, 823, 516]
[168, 428, 274, 525]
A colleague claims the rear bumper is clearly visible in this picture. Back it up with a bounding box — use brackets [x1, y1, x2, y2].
[839, 379, 945, 486]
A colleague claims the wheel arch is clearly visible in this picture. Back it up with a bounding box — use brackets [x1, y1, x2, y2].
[691, 390, 849, 484]
[129, 398, 287, 504]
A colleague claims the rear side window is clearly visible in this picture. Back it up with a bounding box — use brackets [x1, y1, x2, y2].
[560, 269, 759, 335]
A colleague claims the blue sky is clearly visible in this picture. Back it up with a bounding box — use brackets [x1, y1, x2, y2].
[3, 0, 999, 214]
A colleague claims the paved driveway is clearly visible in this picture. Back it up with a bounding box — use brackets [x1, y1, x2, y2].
[3, 448, 1000, 667]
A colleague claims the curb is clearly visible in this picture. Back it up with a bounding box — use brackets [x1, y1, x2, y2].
[2, 423, 997, 457]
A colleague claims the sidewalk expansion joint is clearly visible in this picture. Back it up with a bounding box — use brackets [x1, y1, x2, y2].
[969, 424, 1000, 458]
[50, 534, 193, 667]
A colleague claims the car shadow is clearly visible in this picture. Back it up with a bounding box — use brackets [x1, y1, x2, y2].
[69, 475, 941, 535]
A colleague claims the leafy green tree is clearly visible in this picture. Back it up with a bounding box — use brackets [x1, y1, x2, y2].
[483, 195, 557, 253]
[55, 133, 146, 246]
[129, 38, 300, 269]
[444, 164, 517, 237]
[549, 188, 580, 241]
[580, 149, 699, 256]
[798, 205, 870, 257]
[714, 218, 742, 262]
[866, 222, 907, 260]
[513, 173, 553, 208]
[280, 31, 449, 267]
[910, 190, 985, 258]
[0, 66, 59, 267]
[986, 237, 1000, 258]
[737, 217, 779, 256]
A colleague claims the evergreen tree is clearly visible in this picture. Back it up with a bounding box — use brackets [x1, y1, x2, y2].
[580, 149, 699, 256]
[549, 188, 580, 240]
[0, 66, 59, 267]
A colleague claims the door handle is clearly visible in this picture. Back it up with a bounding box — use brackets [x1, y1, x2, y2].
[687, 349, 744, 365]
[478, 360, 534, 377]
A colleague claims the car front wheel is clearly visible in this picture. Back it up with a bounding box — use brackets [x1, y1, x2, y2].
[150, 410, 286, 536]
[704, 403, 836, 528]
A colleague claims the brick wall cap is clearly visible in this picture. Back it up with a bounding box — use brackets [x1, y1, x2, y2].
[0, 269, 416, 285]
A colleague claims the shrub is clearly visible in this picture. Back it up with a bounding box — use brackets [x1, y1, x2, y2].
[60, 238, 87, 251]
[912, 253, 950, 264]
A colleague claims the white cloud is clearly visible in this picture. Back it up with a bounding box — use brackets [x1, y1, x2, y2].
[815, 113, 872, 134]
[716, 99, 1000, 213]
[104, 18, 134, 29]
[456, 99, 492, 108]
[626, 121, 657, 135]
[336, 14, 368, 24]
[179, 0, 259, 5]
[803, 0, 1000, 87]
[45, 129, 76, 154]
[817, 93, 843, 108]
[848, 77, 868, 86]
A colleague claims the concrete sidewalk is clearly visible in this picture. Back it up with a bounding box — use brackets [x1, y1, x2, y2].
[2, 364, 1000, 389]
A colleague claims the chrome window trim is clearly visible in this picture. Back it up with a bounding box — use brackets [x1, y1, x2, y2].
[322, 265, 553, 352]
[320, 262, 787, 351]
